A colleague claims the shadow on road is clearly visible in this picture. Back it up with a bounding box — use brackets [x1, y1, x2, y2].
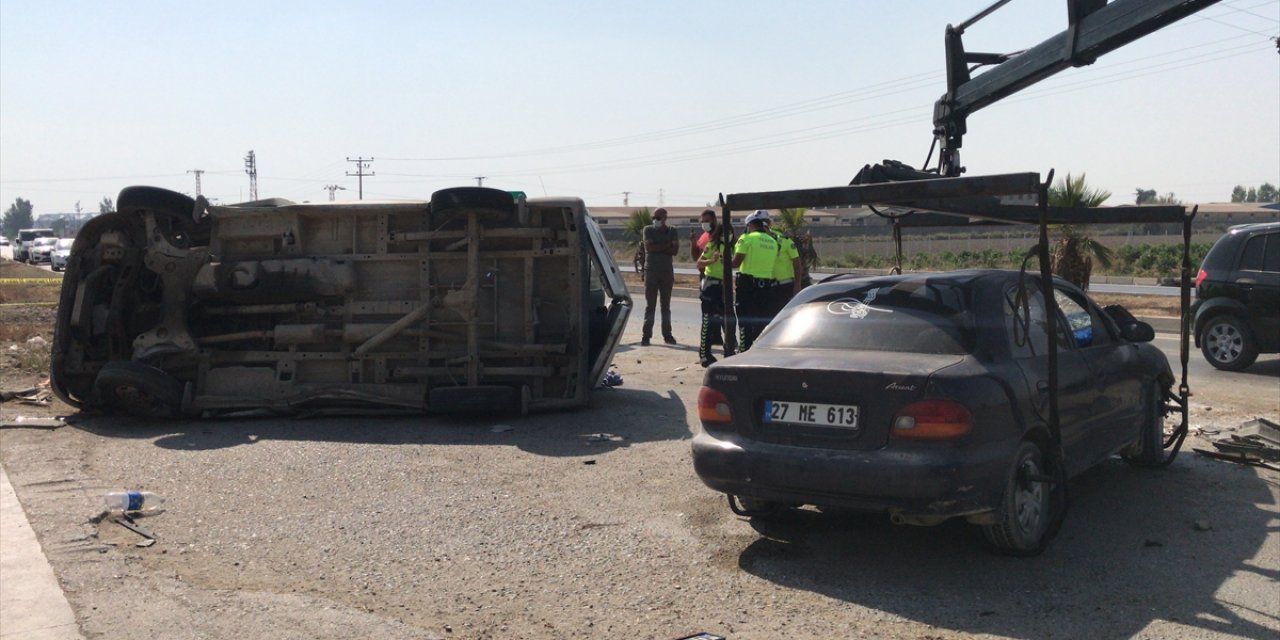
[63, 386, 692, 457]
[732, 456, 1278, 638]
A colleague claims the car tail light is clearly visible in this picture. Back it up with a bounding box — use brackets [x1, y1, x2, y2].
[1194, 268, 1207, 288]
[697, 386, 732, 424]
[892, 399, 972, 439]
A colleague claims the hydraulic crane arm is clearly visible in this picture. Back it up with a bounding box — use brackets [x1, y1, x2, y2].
[934, 0, 1222, 176]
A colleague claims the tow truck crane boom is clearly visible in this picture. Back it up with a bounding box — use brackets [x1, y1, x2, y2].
[934, 0, 1222, 176]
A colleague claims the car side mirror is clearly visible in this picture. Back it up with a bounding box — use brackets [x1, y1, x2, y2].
[1120, 321, 1155, 343]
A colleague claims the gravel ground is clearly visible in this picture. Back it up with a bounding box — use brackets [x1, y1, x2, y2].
[2, 311, 1277, 639]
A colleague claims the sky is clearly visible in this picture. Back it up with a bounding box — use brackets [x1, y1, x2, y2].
[1, 0, 1277, 216]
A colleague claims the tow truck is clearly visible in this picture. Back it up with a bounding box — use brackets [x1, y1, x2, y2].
[708, 0, 1223, 553]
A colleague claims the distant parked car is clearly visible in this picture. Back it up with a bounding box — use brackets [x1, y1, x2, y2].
[14, 228, 55, 261]
[692, 270, 1172, 555]
[27, 237, 58, 264]
[1192, 222, 1280, 371]
[50, 238, 75, 271]
[0, 235, 10, 246]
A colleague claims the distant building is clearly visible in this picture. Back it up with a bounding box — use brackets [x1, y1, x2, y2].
[34, 212, 96, 236]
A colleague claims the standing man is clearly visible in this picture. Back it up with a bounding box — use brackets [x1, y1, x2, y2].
[766, 221, 804, 319]
[641, 207, 679, 346]
[732, 210, 779, 351]
[693, 209, 731, 367]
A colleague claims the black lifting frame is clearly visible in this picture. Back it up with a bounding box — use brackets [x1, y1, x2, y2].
[716, 171, 1196, 526]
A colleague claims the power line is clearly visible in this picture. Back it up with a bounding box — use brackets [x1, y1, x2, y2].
[323, 184, 346, 201]
[346, 157, 375, 200]
[377, 36, 1265, 168]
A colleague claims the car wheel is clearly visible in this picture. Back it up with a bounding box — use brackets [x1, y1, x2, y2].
[430, 187, 518, 227]
[116, 185, 208, 246]
[94, 361, 184, 418]
[1122, 382, 1167, 467]
[1200, 315, 1258, 371]
[982, 441, 1055, 555]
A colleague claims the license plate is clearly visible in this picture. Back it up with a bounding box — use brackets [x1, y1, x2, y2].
[763, 400, 859, 428]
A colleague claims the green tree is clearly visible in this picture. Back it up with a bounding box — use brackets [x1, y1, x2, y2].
[622, 207, 651, 247]
[1246, 187, 1258, 202]
[1134, 188, 1157, 204]
[773, 208, 808, 233]
[1230, 185, 1247, 202]
[772, 208, 818, 284]
[98, 196, 114, 215]
[1048, 173, 1114, 291]
[1258, 182, 1278, 203]
[2, 197, 35, 238]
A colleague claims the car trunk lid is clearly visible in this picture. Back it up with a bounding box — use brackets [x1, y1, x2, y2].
[704, 348, 967, 450]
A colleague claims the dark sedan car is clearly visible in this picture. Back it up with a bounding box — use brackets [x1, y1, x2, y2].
[692, 270, 1172, 554]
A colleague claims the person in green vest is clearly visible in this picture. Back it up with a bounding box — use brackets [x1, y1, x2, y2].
[765, 220, 804, 318]
[694, 209, 734, 367]
[731, 210, 779, 350]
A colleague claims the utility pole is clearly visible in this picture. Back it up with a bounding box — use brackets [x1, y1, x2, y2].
[243, 151, 258, 201]
[622, 191, 631, 206]
[658, 188, 665, 207]
[323, 184, 347, 201]
[187, 169, 205, 196]
[346, 157, 374, 200]
[474, 176, 486, 187]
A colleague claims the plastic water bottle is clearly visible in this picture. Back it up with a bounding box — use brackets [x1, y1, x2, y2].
[104, 491, 165, 513]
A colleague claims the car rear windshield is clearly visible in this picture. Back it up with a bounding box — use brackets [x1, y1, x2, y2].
[756, 279, 975, 354]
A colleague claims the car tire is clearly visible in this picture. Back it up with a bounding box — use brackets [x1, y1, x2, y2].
[982, 441, 1055, 555]
[94, 361, 184, 418]
[1122, 381, 1167, 468]
[116, 186, 208, 247]
[430, 187, 518, 228]
[431, 187, 516, 215]
[1200, 314, 1258, 371]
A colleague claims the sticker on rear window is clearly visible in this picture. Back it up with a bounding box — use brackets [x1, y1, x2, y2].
[826, 288, 892, 319]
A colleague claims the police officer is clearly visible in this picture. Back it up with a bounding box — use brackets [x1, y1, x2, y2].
[693, 209, 732, 367]
[732, 210, 779, 351]
[765, 220, 803, 318]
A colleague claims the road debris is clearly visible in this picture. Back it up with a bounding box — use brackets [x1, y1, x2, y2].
[0, 415, 65, 429]
[1194, 417, 1280, 470]
[112, 513, 158, 547]
[601, 370, 623, 387]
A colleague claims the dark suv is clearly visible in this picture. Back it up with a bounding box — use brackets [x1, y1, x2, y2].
[1192, 222, 1280, 371]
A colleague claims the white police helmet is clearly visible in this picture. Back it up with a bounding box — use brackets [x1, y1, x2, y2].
[744, 210, 770, 226]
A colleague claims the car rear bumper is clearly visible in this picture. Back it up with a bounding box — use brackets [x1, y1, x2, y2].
[692, 429, 1013, 518]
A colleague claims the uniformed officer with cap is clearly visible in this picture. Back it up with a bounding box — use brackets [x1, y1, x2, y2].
[732, 210, 779, 350]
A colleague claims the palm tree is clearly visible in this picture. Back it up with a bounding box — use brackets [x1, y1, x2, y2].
[773, 208, 807, 234]
[622, 208, 651, 247]
[623, 208, 652, 278]
[1048, 173, 1114, 290]
[772, 208, 818, 286]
